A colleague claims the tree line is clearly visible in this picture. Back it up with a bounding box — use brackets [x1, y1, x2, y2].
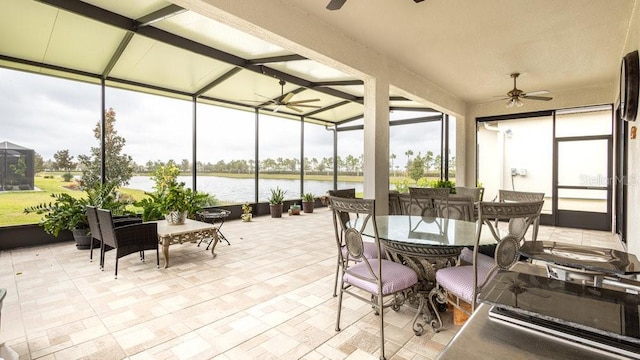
[38, 108, 456, 186]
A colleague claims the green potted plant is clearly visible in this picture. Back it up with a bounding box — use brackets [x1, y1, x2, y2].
[268, 186, 286, 218]
[135, 164, 209, 224]
[288, 202, 301, 216]
[241, 202, 253, 222]
[302, 193, 315, 213]
[24, 181, 131, 249]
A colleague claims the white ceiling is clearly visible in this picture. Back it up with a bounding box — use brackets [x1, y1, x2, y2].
[282, 0, 634, 104]
[0, 0, 634, 123]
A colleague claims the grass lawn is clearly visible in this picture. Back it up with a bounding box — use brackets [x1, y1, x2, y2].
[0, 176, 147, 227]
[0, 173, 420, 227]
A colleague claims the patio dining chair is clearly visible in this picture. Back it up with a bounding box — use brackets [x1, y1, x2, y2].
[498, 189, 545, 242]
[408, 187, 450, 217]
[97, 208, 159, 279]
[436, 195, 475, 221]
[428, 200, 544, 331]
[455, 186, 484, 220]
[455, 186, 484, 203]
[331, 197, 423, 360]
[328, 189, 378, 297]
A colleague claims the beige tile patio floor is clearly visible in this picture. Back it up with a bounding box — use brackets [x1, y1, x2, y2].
[0, 207, 623, 359]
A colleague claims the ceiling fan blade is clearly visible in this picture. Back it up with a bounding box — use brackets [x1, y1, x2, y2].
[287, 98, 320, 105]
[287, 105, 304, 113]
[240, 99, 267, 103]
[282, 92, 295, 103]
[522, 95, 553, 101]
[289, 104, 321, 109]
[272, 105, 283, 113]
[326, 0, 346, 10]
[477, 97, 510, 104]
[522, 90, 549, 96]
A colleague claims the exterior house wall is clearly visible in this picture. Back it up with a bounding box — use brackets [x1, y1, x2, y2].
[621, 1, 640, 258]
[477, 117, 554, 210]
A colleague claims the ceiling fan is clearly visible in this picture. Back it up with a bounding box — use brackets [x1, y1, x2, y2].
[250, 79, 321, 113]
[326, 0, 424, 10]
[495, 73, 553, 108]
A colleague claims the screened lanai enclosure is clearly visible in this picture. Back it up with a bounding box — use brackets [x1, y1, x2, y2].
[0, 0, 457, 226]
[0, 141, 35, 192]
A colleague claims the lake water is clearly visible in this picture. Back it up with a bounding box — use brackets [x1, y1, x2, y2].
[126, 175, 363, 203]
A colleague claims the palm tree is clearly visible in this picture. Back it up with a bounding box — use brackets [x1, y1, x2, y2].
[390, 153, 396, 176]
[404, 150, 414, 175]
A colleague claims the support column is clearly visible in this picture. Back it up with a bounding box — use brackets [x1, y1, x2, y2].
[363, 77, 390, 214]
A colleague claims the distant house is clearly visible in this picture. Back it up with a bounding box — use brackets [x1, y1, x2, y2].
[0, 141, 34, 191]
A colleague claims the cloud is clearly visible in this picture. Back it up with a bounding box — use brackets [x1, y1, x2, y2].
[1, 67, 448, 167]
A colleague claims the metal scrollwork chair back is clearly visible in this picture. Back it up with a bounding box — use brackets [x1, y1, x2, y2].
[437, 195, 475, 221]
[328, 189, 364, 297]
[498, 190, 545, 242]
[455, 186, 484, 202]
[330, 197, 424, 360]
[428, 200, 544, 332]
[408, 187, 450, 217]
[455, 187, 484, 220]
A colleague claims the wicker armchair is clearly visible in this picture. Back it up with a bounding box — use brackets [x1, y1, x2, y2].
[97, 208, 159, 279]
[87, 206, 143, 269]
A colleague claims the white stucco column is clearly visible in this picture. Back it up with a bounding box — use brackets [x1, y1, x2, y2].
[363, 77, 390, 214]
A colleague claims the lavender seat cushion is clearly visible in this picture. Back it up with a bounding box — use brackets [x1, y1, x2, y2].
[342, 241, 384, 260]
[435, 262, 494, 303]
[343, 259, 418, 295]
[458, 247, 495, 273]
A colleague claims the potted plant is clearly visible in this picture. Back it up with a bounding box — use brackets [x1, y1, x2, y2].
[135, 164, 209, 224]
[302, 193, 315, 213]
[241, 202, 253, 222]
[288, 203, 301, 215]
[24, 181, 131, 249]
[268, 186, 286, 218]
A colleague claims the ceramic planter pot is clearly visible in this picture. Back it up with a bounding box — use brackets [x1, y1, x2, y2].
[165, 211, 188, 225]
[289, 205, 301, 216]
[302, 201, 314, 213]
[72, 228, 93, 249]
[269, 204, 283, 218]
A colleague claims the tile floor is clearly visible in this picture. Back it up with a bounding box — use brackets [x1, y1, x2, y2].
[0, 207, 623, 359]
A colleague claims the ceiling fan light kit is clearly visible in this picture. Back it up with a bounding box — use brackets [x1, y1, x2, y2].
[492, 72, 553, 108]
[506, 97, 524, 108]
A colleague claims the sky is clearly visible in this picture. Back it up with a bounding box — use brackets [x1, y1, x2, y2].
[0, 67, 449, 167]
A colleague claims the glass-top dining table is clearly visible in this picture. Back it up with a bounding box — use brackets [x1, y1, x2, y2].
[361, 215, 497, 301]
[357, 215, 496, 329]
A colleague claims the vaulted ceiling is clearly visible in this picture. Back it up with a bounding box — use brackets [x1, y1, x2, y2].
[0, 0, 431, 127]
[0, 0, 634, 125]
